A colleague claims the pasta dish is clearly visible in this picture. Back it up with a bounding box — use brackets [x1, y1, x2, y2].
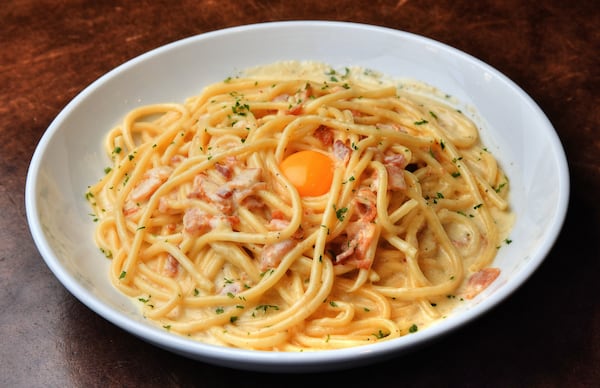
[86, 61, 513, 350]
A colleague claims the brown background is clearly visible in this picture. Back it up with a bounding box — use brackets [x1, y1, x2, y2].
[2, 1, 599, 386]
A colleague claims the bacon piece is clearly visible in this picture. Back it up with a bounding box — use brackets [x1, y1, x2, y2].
[313, 125, 334, 146]
[183, 208, 239, 235]
[465, 267, 501, 299]
[189, 167, 265, 215]
[229, 168, 265, 200]
[129, 166, 173, 202]
[267, 217, 290, 231]
[354, 188, 377, 223]
[163, 254, 179, 277]
[333, 139, 351, 164]
[183, 208, 212, 235]
[123, 200, 140, 216]
[383, 153, 407, 191]
[214, 156, 238, 180]
[259, 239, 297, 271]
[215, 163, 233, 179]
[334, 221, 377, 269]
[188, 173, 234, 214]
[334, 188, 378, 269]
[242, 196, 265, 212]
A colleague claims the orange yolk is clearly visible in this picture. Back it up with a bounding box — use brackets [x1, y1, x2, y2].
[280, 150, 334, 197]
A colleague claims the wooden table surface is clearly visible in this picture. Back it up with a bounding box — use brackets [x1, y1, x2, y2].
[2, 1, 598, 386]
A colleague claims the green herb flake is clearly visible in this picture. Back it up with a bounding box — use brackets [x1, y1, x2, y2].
[495, 182, 507, 193]
[373, 329, 389, 339]
[334, 206, 348, 221]
[256, 304, 280, 312]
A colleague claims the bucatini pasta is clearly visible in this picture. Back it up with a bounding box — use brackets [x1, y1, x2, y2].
[86, 61, 513, 350]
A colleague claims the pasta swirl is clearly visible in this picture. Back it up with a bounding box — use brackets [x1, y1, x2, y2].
[86, 62, 513, 350]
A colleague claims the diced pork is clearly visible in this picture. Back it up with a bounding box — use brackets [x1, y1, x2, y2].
[259, 239, 297, 271]
[383, 153, 407, 191]
[464, 267, 501, 299]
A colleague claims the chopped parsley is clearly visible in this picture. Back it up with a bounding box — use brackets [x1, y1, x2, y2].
[373, 329, 390, 339]
[255, 304, 280, 313]
[334, 205, 348, 221]
[495, 182, 507, 193]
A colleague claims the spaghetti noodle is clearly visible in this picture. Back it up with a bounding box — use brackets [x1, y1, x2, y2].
[86, 61, 513, 350]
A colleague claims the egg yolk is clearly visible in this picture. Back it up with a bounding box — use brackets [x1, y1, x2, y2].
[280, 150, 334, 197]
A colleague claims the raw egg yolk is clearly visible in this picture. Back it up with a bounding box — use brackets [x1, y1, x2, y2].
[280, 150, 334, 197]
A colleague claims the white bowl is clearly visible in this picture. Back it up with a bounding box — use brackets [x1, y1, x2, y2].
[25, 21, 569, 372]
